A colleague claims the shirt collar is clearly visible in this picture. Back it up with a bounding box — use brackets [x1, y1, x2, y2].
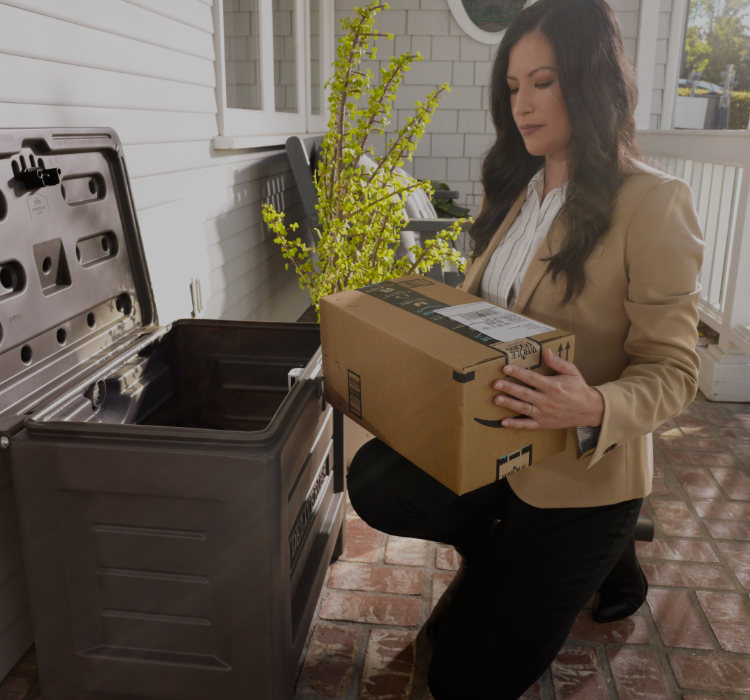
[527, 167, 568, 203]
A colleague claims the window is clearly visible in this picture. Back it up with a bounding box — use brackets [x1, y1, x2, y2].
[214, 0, 333, 148]
[447, 0, 538, 45]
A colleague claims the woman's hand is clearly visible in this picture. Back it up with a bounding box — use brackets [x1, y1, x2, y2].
[493, 349, 604, 430]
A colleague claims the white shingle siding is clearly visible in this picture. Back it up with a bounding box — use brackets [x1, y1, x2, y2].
[0, 0, 311, 679]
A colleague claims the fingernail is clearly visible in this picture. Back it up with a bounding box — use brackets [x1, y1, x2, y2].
[494, 381, 504, 390]
[495, 396, 505, 404]
[501, 420, 509, 427]
[504, 366, 513, 374]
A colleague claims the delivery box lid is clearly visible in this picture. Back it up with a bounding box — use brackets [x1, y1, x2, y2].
[0, 128, 157, 436]
[323, 276, 572, 373]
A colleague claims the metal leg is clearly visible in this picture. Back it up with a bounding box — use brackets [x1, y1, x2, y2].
[331, 517, 346, 563]
[634, 513, 654, 542]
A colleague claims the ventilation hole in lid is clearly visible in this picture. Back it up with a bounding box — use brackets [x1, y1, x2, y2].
[75, 246, 81, 262]
[19, 155, 26, 170]
[88, 179, 97, 195]
[38, 158, 44, 169]
[87, 312, 95, 328]
[42, 257, 52, 274]
[115, 293, 133, 316]
[0, 266, 13, 290]
[56, 328, 67, 345]
[21, 345, 32, 364]
[101, 237, 110, 252]
[61, 184, 67, 201]
[29, 154, 35, 168]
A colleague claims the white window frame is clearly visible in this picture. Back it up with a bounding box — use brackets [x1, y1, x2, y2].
[212, 0, 334, 149]
[447, 0, 539, 45]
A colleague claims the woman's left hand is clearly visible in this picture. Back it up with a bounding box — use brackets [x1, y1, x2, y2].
[493, 348, 604, 430]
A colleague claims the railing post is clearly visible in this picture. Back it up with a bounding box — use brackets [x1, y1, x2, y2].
[724, 170, 750, 339]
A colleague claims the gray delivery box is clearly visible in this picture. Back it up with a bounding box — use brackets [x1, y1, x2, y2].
[0, 128, 345, 700]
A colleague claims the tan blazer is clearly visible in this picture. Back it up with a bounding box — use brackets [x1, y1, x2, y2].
[459, 161, 703, 508]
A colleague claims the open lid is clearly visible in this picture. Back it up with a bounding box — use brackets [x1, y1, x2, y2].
[0, 128, 157, 436]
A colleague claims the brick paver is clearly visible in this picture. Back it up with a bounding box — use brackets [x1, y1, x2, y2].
[647, 589, 713, 649]
[430, 571, 456, 612]
[550, 647, 609, 699]
[384, 536, 428, 567]
[649, 498, 703, 537]
[297, 624, 360, 698]
[359, 629, 417, 700]
[672, 465, 723, 499]
[669, 655, 750, 694]
[717, 541, 750, 589]
[435, 545, 460, 571]
[328, 562, 424, 595]
[3, 395, 750, 700]
[319, 590, 422, 627]
[696, 591, 750, 654]
[339, 518, 384, 563]
[636, 537, 719, 562]
[608, 649, 672, 700]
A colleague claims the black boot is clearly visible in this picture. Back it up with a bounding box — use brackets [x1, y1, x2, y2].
[425, 559, 469, 639]
[593, 566, 648, 623]
[593, 536, 648, 624]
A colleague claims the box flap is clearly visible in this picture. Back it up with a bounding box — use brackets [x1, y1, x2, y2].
[0, 128, 156, 435]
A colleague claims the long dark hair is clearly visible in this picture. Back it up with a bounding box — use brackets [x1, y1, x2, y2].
[471, 0, 640, 304]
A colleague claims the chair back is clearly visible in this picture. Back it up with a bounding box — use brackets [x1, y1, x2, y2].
[285, 135, 325, 228]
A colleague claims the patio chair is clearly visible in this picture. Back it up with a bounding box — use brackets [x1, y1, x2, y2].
[285, 135, 469, 286]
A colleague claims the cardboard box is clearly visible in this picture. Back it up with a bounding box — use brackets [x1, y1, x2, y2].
[320, 275, 575, 495]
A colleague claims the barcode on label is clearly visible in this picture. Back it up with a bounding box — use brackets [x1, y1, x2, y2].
[456, 308, 500, 321]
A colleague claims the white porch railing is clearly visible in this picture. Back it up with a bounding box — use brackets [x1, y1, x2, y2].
[639, 131, 750, 360]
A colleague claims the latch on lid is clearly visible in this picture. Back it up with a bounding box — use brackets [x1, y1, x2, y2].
[15, 165, 61, 190]
[12, 154, 61, 190]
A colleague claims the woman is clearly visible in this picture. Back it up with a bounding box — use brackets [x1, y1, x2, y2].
[347, 0, 703, 697]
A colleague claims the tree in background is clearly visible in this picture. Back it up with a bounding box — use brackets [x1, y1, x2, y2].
[684, 0, 750, 90]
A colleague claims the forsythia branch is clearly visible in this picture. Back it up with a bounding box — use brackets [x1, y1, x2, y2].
[262, 0, 470, 319]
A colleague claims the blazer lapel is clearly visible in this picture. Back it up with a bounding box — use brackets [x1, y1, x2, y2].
[462, 191, 527, 297]
[514, 217, 566, 313]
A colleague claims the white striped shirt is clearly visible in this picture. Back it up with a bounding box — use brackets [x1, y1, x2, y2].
[480, 168, 600, 454]
[481, 168, 564, 311]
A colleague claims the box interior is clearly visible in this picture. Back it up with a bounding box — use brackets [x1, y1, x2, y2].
[44, 323, 321, 432]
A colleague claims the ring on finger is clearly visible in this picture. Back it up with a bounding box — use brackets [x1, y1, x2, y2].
[528, 403, 536, 417]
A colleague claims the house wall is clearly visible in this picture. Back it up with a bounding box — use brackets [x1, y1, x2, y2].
[0, 0, 310, 680]
[338, 0, 676, 216]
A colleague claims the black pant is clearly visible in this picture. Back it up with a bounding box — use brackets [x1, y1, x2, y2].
[347, 438, 642, 700]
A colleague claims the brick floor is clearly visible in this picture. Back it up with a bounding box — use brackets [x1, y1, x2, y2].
[2, 395, 750, 700]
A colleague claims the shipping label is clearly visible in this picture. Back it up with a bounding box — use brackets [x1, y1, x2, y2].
[434, 302, 554, 343]
[358, 281, 556, 361]
[496, 444, 533, 480]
